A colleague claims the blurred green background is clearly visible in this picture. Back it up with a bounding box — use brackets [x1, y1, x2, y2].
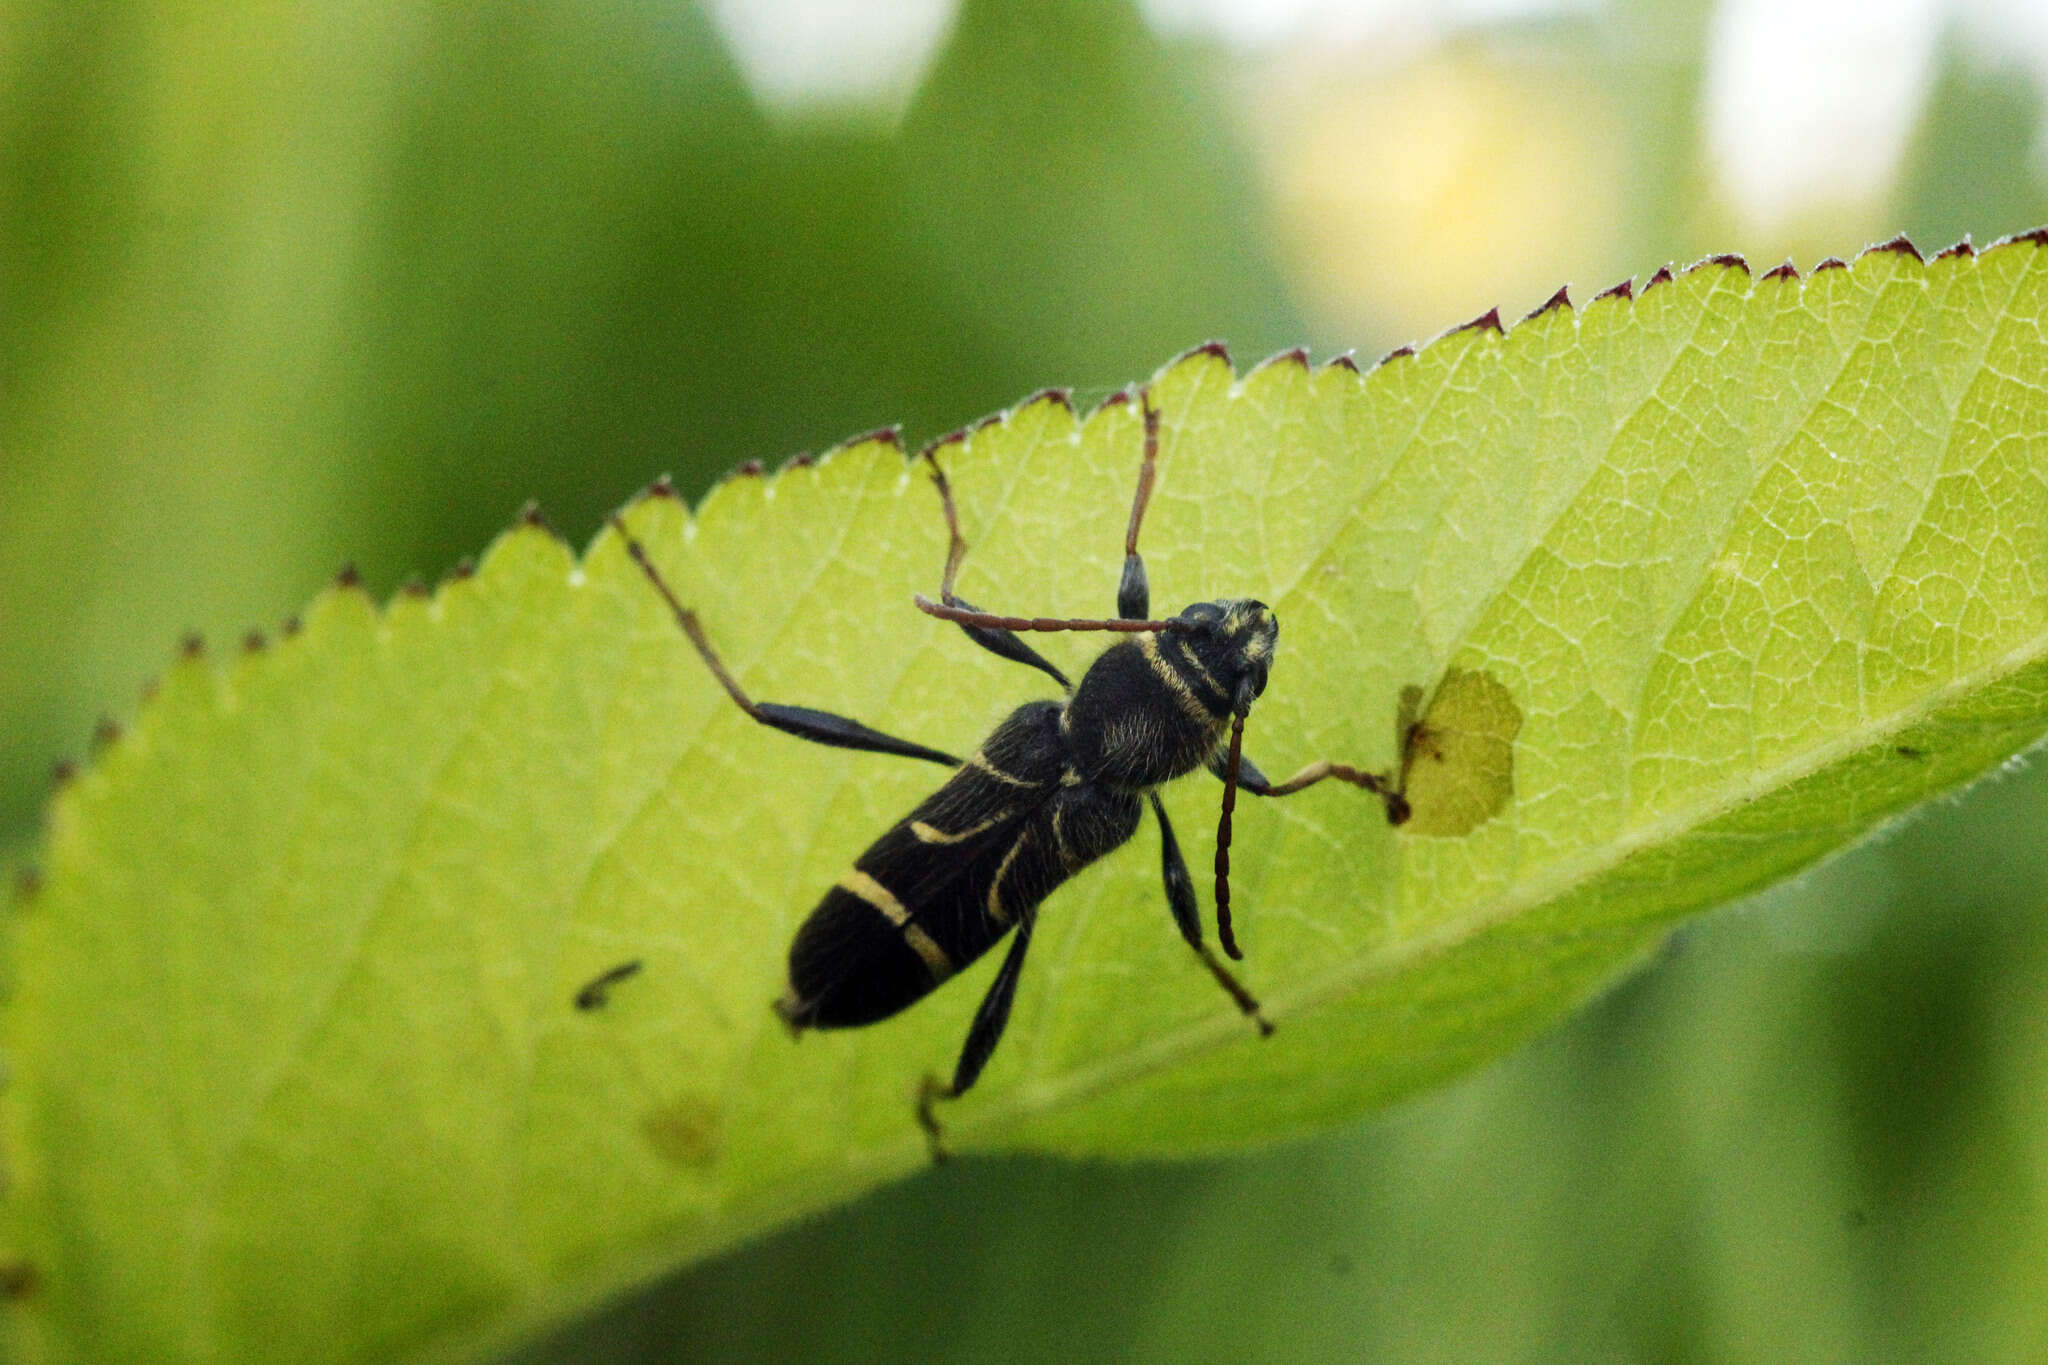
[8, 0, 2048, 1359]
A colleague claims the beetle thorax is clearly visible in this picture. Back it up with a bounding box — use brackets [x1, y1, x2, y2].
[1061, 598, 1279, 790]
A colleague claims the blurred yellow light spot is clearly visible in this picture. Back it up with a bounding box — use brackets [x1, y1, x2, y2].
[1258, 49, 1626, 343]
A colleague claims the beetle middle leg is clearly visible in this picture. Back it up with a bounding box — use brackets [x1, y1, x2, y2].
[612, 514, 959, 767]
[1220, 750, 1411, 826]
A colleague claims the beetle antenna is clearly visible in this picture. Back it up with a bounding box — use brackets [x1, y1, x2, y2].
[913, 595, 1179, 634]
[1214, 711, 1247, 959]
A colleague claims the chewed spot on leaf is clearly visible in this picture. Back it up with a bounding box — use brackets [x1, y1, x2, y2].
[1399, 669, 1522, 837]
[641, 1094, 722, 1168]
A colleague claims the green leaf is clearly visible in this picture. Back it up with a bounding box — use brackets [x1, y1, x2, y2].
[9, 236, 2048, 1364]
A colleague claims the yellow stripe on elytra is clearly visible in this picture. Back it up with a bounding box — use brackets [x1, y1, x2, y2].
[985, 834, 1028, 926]
[902, 925, 954, 979]
[910, 815, 1005, 845]
[840, 869, 954, 978]
[838, 869, 910, 926]
[968, 750, 1033, 785]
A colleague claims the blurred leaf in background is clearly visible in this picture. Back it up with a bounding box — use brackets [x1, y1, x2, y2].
[9, 0, 2048, 1361]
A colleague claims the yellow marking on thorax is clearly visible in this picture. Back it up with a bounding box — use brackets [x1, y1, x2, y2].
[1139, 632, 1216, 725]
[1171, 635, 1226, 704]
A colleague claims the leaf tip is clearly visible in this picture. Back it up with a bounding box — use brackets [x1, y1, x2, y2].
[1762, 259, 1799, 282]
[1523, 285, 1571, 321]
[1594, 277, 1633, 303]
[1866, 233, 1923, 262]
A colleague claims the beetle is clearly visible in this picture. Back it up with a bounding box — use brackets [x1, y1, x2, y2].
[607, 391, 1409, 1156]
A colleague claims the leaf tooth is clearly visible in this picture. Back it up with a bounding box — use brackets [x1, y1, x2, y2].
[1690, 252, 1750, 275]
[1323, 352, 1360, 374]
[1994, 225, 2048, 249]
[11, 864, 40, 905]
[1179, 339, 1233, 369]
[280, 615, 303, 638]
[1864, 233, 1923, 262]
[451, 557, 477, 581]
[518, 500, 566, 545]
[1376, 343, 1416, 368]
[919, 426, 969, 461]
[838, 425, 904, 454]
[1643, 265, 1675, 291]
[49, 757, 76, 790]
[397, 578, 429, 602]
[646, 474, 678, 499]
[90, 715, 122, 752]
[1451, 306, 1503, 335]
[333, 563, 363, 591]
[179, 631, 206, 660]
[778, 451, 815, 473]
[1813, 256, 1849, 273]
[1522, 285, 1572, 322]
[1245, 348, 1310, 386]
[1016, 387, 1075, 416]
[1594, 277, 1634, 303]
[1762, 260, 1799, 283]
[1933, 236, 1975, 261]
